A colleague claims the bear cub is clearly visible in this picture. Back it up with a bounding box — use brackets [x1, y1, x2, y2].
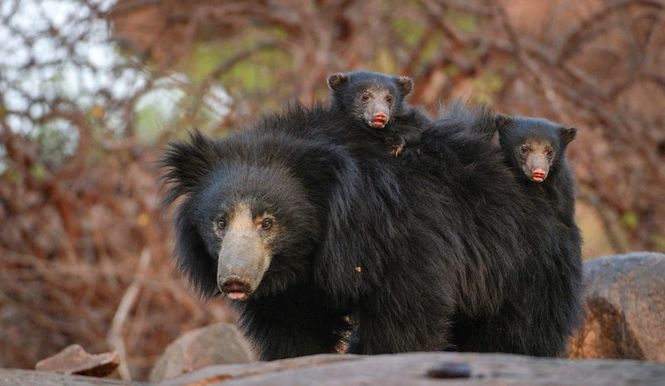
[497, 116, 578, 222]
[327, 71, 430, 157]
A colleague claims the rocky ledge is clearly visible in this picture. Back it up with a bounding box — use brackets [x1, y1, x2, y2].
[3, 352, 665, 386]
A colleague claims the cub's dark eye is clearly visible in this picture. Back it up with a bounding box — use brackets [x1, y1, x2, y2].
[546, 149, 555, 158]
[261, 218, 273, 231]
[385, 95, 393, 103]
[216, 217, 227, 230]
[361, 93, 370, 102]
[519, 144, 529, 155]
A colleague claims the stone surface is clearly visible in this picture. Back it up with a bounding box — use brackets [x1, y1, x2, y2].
[0, 368, 145, 386]
[5, 351, 665, 385]
[158, 352, 665, 386]
[149, 322, 255, 382]
[35, 344, 120, 377]
[568, 252, 665, 362]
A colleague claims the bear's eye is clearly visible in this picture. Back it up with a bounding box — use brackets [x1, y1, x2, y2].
[261, 218, 273, 231]
[361, 93, 371, 102]
[519, 144, 529, 155]
[385, 95, 393, 104]
[546, 148, 555, 158]
[216, 216, 227, 230]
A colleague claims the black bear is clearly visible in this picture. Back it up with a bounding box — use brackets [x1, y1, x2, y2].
[327, 71, 430, 157]
[395, 105, 583, 356]
[496, 116, 578, 224]
[433, 102, 578, 224]
[161, 127, 356, 360]
[162, 102, 583, 359]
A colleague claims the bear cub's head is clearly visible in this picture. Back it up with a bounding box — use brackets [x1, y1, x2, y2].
[498, 116, 577, 183]
[327, 71, 414, 130]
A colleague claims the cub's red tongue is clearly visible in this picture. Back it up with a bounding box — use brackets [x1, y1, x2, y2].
[370, 112, 388, 128]
[531, 168, 546, 182]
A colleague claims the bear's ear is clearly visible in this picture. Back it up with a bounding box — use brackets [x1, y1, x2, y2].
[396, 76, 414, 96]
[485, 113, 511, 145]
[161, 130, 221, 205]
[560, 126, 577, 145]
[495, 113, 512, 132]
[327, 73, 349, 91]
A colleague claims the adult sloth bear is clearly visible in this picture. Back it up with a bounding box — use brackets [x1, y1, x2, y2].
[162, 128, 356, 360]
[161, 104, 582, 360]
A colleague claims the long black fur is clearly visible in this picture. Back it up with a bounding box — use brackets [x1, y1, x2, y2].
[161, 128, 356, 359]
[328, 71, 431, 156]
[497, 116, 579, 226]
[161, 102, 583, 359]
[410, 105, 583, 355]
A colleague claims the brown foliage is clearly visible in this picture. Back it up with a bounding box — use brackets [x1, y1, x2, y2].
[1, 0, 664, 380]
[111, 0, 665, 250]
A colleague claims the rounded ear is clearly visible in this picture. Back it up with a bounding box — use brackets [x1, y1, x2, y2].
[560, 127, 577, 144]
[397, 76, 414, 96]
[495, 113, 512, 131]
[327, 73, 349, 91]
[160, 130, 222, 205]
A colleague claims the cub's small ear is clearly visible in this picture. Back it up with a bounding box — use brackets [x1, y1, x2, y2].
[327, 73, 349, 91]
[495, 113, 512, 131]
[397, 76, 414, 96]
[560, 127, 577, 144]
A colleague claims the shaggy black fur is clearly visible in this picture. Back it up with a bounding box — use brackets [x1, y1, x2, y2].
[161, 128, 356, 360]
[161, 102, 583, 360]
[426, 102, 579, 225]
[497, 116, 579, 225]
[410, 105, 583, 355]
[327, 71, 431, 157]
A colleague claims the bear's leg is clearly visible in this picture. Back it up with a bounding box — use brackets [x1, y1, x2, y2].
[452, 280, 581, 357]
[455, 246, 581, 357]
[454, 310, 568, 357]
[348, 287, 452, 354]
[236, 287, 351, 360]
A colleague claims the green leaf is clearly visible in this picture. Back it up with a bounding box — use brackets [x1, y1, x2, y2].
[621, 212, 639, 229]
[29, 163, 47, 181]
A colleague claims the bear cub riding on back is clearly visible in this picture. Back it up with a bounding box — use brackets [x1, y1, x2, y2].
[327, 71, 430, 157]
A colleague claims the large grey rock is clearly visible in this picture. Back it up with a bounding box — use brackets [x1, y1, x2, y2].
[158, 352, 665, 386]
[568, 252, 665, 362]
[149, 323, 255, 382]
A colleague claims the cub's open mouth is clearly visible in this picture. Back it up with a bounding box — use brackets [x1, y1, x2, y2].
[370, 112, 388, 128]
[531, 169, 546, 182]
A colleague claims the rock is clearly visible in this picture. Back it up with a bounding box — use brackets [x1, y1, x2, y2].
[7, 351, 665, 385]
[568, 252, 665, 362]
[149, 322, 256, 382]
[0, 368, 146, 386]
[157, 352, 665, 386]
[34, 344, 119, 377]
[425, 361, 472, 379]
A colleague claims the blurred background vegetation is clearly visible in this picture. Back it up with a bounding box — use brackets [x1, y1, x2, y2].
[1, 0, 664, 380]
